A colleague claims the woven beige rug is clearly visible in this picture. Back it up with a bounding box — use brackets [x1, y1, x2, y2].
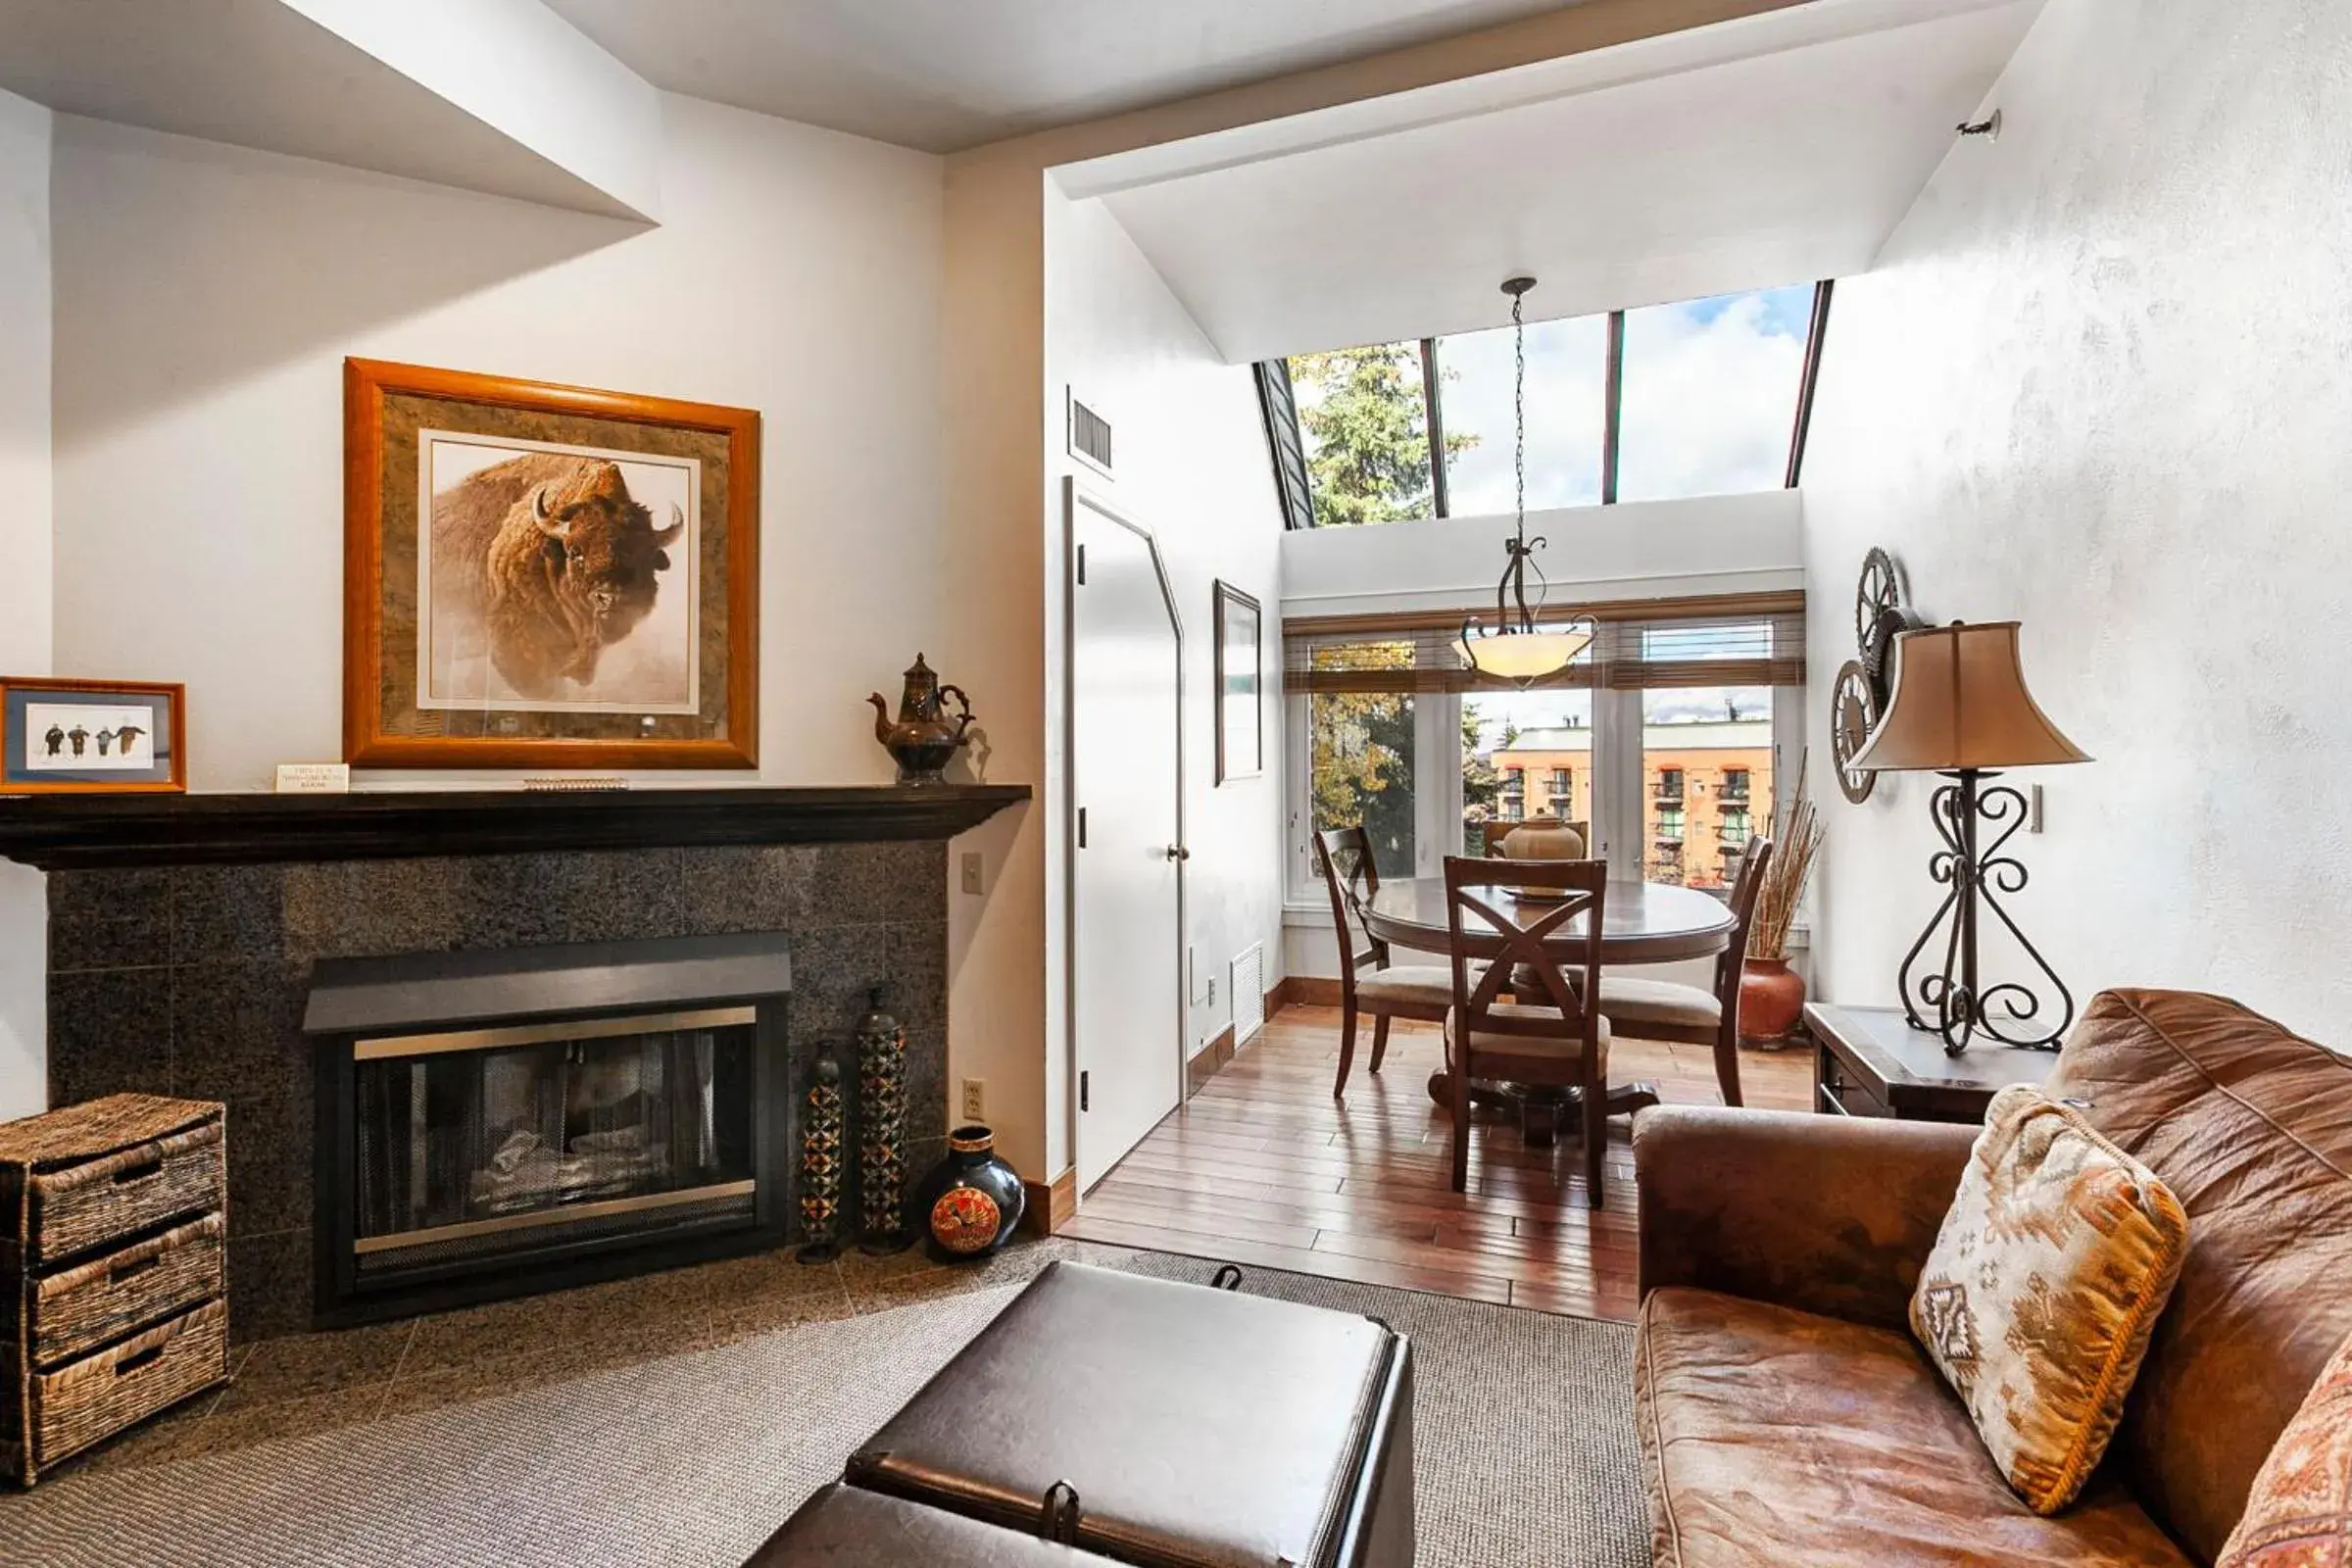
[0, 1247, 1647, 1568]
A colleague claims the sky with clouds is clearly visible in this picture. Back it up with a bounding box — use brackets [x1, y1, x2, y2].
[1436, 282, 1813, 514]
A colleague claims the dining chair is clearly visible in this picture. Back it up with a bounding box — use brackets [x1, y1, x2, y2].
[1593, 837, 1774, 1108]
[1311, 826, 1455, 1099]
[1441, 856, 1610, 1205]
[1480, 817, 1590, 857]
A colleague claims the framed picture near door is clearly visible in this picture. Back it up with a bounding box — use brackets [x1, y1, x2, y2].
[1212, 580, 1263, 784]
[343, 358, 760, 769]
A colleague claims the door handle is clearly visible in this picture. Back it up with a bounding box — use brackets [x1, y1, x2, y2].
[1165, 845, 1191, 861]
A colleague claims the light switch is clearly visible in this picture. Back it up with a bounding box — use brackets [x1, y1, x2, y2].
[960, 851, 985, 894]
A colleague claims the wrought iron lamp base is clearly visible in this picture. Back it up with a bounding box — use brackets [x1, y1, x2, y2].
[1898, 769, 2075, 1056]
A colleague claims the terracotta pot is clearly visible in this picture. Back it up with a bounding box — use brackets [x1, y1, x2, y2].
[1738, 956, 1806, 1047]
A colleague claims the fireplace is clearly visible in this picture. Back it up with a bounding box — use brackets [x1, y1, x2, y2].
[304, 932, 792, 1325]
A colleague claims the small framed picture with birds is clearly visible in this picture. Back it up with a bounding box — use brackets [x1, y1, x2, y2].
[1, 677, 186, 795]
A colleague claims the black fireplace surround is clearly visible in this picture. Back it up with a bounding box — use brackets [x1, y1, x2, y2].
[0, 786, 1027, 1341]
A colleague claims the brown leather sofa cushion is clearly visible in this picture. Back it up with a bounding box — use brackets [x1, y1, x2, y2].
[1636, 1286, 2193, 1568]
[2047, 990, 2352, 1562]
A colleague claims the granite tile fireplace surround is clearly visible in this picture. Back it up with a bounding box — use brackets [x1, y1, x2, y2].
[0, 787, 1028, 1343]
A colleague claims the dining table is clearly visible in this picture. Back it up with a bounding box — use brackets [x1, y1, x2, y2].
[1357, 874, 1739, 1145]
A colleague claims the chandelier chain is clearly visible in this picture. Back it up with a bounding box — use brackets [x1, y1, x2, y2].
[1512, 289, 1526, 538]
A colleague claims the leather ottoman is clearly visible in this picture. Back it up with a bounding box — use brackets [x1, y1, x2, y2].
[745, 1483, 1100, 1564]
[847, 1261, 1415, 1568]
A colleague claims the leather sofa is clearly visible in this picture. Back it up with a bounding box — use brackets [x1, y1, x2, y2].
[1631, 989, 2352, 1567]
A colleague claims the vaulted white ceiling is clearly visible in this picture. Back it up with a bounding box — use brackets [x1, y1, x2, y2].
[542, 0, 1597, 153]
[1061, 0, 2042, 361]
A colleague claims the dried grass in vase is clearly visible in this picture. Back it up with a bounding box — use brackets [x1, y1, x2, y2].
[1749, 757, 1824, 961]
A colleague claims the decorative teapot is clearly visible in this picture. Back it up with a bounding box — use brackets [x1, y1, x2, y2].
[868, 653, 976, 785]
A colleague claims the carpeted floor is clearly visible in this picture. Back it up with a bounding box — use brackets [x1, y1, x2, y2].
[0, 1242, 1648, 1567]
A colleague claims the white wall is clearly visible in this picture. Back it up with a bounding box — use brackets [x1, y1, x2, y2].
[1282, 489, 1802, 617]
[51, 96, 941, 792]
[1043, 182, 1285, 1176]
[1801, 0, 2352, 1042]
[0, 87, 52, 1119]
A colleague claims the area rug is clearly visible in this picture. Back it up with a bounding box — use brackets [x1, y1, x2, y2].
[0, 1247, 1648, 1568]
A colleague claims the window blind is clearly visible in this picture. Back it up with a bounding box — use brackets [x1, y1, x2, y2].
[1280, 591, 1806, 695]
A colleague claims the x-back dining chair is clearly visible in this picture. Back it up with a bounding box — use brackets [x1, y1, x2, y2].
[1311, 826, 1454, 1099]
[1441, 856, 1611, 1205]
[1593, 836, 1774, 1108]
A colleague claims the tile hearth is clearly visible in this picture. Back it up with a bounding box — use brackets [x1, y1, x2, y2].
[58, 1237, 1077, 1482]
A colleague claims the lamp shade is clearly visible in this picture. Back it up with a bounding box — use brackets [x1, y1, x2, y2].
[1849, 620, 2089, 771]
[1462, 625, 1593, 681]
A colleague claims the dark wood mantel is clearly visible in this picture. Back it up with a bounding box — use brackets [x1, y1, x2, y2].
[0, 785, 1030, 870]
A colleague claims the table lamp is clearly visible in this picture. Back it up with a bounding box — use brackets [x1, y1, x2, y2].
[1848, 620, 2089, 1054]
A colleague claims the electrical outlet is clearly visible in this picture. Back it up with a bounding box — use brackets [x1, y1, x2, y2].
[960, 851, 985, 894]
[960, 1078, 986, 1121]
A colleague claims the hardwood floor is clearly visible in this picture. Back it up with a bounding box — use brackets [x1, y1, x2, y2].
[1064, 1003, 1813, 1321]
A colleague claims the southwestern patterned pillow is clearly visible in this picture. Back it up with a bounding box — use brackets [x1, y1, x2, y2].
[1910, 1084, 2189, 1515]
[2219, 1330, 2352, 1567]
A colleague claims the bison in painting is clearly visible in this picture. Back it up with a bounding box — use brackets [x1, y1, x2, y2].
[428, 453, 684, 702]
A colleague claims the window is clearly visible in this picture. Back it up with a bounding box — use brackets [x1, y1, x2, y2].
[1642, 689, 1773, 891]
[1306, 662, 1417, 879]
[1263, 281, 1832, 527]
[1464, 691, 1592, 856]
[1617, 285, 1817, 503]
[1285, 597, 1796, 903]
[1290, 341, 1444, 528]
[1436, 315, 1606, 516]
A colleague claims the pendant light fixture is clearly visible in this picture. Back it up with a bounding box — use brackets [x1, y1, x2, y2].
[1458, 275, 1594, 684]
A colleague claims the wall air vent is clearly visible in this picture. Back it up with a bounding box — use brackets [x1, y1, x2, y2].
[1067, 390, 1113, 477]
[1231, 943, 1266, 1046]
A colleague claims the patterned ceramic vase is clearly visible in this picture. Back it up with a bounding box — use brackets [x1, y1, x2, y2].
[855, 987, 914, 1253]
[795, 1047, 846, 1263]
[912, 1126, 1027, 1262]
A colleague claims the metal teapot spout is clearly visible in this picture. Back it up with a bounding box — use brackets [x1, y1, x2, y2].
[867, 692, 894, 746]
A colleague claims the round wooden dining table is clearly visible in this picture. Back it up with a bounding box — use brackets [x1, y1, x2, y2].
[1357, 875, 1738, 1141]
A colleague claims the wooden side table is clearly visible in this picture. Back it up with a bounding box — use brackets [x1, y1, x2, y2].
[1804, 1003, 2060, 1124]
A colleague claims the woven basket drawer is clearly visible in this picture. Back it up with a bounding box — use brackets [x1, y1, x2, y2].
[24, 1214, 225, 1369]
[28, 1122, 223, 1267]
[24, 1298, 227, 1474]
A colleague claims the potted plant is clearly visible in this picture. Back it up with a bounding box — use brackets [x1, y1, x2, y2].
[1740, 761, 1824, 1047]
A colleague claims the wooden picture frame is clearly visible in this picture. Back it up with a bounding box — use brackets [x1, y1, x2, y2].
[343, 359, 760, 769]
[1213, 580, 1263, 784]
[0, 677, 186, 795]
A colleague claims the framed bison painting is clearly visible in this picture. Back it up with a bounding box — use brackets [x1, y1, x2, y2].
[343, 359, 760, 768]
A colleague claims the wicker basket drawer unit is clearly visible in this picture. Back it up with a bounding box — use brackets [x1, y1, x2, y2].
[0, 1095, 230, 1484]
[19, 1299, 228, 1479]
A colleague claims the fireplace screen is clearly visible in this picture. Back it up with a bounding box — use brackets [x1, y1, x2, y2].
[348, 1007, 759, 1276]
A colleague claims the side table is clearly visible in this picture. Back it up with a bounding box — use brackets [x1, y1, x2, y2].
[1805, 1003, 2059, 1124]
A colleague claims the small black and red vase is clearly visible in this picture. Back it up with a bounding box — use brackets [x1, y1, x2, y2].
[911, 1126, 1027, 1262]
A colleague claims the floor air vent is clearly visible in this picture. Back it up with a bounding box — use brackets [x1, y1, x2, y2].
[1231, 944, 1266, 1046]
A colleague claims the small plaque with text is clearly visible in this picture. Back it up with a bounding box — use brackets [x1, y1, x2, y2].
[274, 762, 351, 795]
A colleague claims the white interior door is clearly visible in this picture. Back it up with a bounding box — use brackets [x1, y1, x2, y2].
[1070, 491, 1183, 1191]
